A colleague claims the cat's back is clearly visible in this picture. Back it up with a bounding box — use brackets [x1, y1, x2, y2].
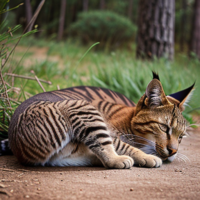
[9, 86, 135, 128]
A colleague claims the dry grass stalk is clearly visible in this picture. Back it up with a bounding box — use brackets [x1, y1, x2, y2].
[4, 73, 52, 85]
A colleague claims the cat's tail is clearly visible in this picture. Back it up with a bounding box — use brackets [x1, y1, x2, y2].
[0, 139, 13, 156]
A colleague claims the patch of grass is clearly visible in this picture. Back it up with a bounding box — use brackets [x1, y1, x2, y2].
[11, 37, 200, 112]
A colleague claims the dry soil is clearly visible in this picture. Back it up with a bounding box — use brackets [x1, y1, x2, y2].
[0, 130, 200, 200]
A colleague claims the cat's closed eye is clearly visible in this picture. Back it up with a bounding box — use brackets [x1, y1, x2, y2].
[159, 124, 169, 133]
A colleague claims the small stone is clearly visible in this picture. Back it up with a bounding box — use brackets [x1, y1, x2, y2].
[25, 195, 30, 198]
[0, 184, 6, 188]
[175, 169, 182, 172]
[37, 188, 41, 191]
[10, 190, 13, 193]
[130, 188, 134, 191]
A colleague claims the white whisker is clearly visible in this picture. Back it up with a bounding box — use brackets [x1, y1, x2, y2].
[176, 152, 190, 163]
[187, 123, 200, 127]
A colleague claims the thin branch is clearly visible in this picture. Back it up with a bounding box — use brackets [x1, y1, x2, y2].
[34, 75, 46, 92]
[4, 73, 52, 84]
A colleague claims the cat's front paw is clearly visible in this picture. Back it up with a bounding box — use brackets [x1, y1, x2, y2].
[106, 155, 134, 169]
[134, 154, 162, 168]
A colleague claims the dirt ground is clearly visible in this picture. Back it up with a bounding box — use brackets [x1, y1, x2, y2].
[0, 129, 200, 200]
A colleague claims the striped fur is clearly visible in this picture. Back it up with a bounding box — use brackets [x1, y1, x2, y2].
[8, 79, 192, 169]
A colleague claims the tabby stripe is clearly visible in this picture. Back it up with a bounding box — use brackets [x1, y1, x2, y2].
[85, 140, 95, 147]
[43, 109, 62, 147]
[72, 120, 82, 129]
[96, 133, 110, 139]
[76, 111, 101, 116]
[103, 89, 116, 103]
[172, 104, 176, 115]
[69, 110, 101, 119]
[32, 101, 47, 111]
[21, 125, 35, 147]
[71, 116, 80, 124]
[121, 143, 126, 151]
[37, 120, 48, 138]
[70, 89, 92, 100]
[19, 137, 38, 161]
[90, 89, 104, 100]
[82, 87, 95, 99]
[49, 106, 66, 141]
[66, 92, 82, 100]
[20, 128, 45, 160]
[101, 141, 112, 146]
[118, 93, 134, 107]
[106, 104, 114, 115]
[52, 104, 66, 140]
[124, 145, 130, 154]
[43, 120, 56, 148]
[88, 144, 100, 149]
[56, 100, 68, 107]
[38, 129, 48, 146]
[98, 101, 103, 111]
[71, 144, 79, 154]
[68, 100, 79, 108]
[26, 123, 43, 150]
[26, 125, 49, 155]
[66, 90, 85, 100]
[108, 106, 125, 117]
[54, 92, 73, 100]
[85, 126, 107, 138]
[57, 114, 67, 134]
[80, 118, 104, 123]
[115, 139, 120, 151]
[102, 102, 110, 111]
[74, 123, 85, 138]
[68, 104, 86, 112]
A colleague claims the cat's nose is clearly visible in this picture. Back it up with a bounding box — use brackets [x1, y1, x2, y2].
[167, 147, 177, 156]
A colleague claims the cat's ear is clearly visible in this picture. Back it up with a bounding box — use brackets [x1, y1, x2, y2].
[167, 83, 195, 112]
[144, 79, 171, 108]
[152, 71, 160, 81]
[135, 79, 171, 114]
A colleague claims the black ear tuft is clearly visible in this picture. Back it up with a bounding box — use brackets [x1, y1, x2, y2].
[169, 83, 195, 102]
[152, 71, 160, 81]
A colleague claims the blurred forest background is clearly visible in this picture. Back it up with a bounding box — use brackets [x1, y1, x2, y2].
[1, 0, 200, 136]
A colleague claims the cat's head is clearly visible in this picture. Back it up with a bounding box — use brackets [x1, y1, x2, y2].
[130, 73, 194, 162]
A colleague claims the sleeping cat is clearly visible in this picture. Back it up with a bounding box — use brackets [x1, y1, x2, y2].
[8, 73, 194, 168]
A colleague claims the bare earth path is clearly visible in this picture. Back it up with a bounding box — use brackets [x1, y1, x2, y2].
[0, 130, 200, 200]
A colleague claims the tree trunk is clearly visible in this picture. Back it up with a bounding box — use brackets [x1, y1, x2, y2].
[189, 0, 200, 59]
[128, 0, 133, 20]
[100, 0, 105, 10]
[179, 0, 187, 52]
[83, 0, 89, 11]
[25, 0, 33, 31]
[136, 0, 175, 60]
[58, 0, 67, 41]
